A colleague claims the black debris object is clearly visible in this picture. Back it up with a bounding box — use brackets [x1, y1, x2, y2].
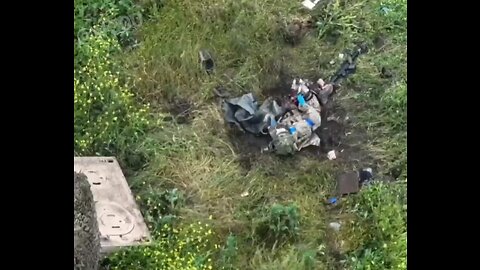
[199, 49, 215, 75]
[359, 168, 373, 184]
[329, 44, 368, 86]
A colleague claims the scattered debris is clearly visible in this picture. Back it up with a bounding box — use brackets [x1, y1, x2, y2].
[328, 150, 337, 160]
[359, 168, 373, 184]
[329, 222, 341, 231]
[338, 53, 344, 59]
[241, 191, 250, 197]
[327, 197, 338, 204]
[380, 6, 392, 15]
[199, 49, 215, 75]
[329, 45, 368, 85]
[315, 79, 334, 105]
[222, 93, 285, 135]
[329, 60, 335, 65]
[327, 116, 339, 122]
[302, 0, 321, 10]
[219, 46, 367, 157]
[337, 172, 360, 195]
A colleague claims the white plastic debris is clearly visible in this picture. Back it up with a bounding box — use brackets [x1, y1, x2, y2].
[339, 53, 345, 59]
[327, 116, 336, 121]
[317, 78, 325, 87]
[300, 84, 310, 94]
[291, 79, 297, 90]
[302, 0, 321, 10]
[241, 191, 249, 197]
[329, 222, 341, 231]
[327, 150, 337, 160]
[329, 60, 335, 65]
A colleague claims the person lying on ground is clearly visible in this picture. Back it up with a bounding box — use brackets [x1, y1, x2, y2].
[267, 93, 322, 154]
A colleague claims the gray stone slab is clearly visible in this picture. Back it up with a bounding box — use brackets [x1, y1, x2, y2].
[74, 157, 151, 254]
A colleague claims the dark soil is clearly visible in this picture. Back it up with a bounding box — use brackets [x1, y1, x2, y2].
[226, 127, 271, 171]
[164, 97, 195, 124]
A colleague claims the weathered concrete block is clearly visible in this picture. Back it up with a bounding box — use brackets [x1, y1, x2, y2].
[74, 172, 101, 270]
[74, 157, 151, 255]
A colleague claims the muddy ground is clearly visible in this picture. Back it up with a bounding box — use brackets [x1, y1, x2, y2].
[228, 79, 375, 169]
[161, 67, 396, 185]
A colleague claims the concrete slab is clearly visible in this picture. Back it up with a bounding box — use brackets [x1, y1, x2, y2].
[74, 157, 151, 254]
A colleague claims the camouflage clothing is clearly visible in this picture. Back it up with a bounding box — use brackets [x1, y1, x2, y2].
[266, 78, 333, 155]
[268, 126, 297, 155]
[269, 97, 322, 154]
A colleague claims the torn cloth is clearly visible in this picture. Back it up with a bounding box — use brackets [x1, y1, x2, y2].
[223, 93, 286, 135]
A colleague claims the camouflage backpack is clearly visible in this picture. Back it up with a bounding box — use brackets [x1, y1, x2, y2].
[270, 128, 297, 155]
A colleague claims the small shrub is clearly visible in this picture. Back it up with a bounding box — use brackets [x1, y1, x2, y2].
[219, 234, 238, 270]
[256, 203, 301, 244]
[301, 249, 316, 270]
[136, 188, 185, 232]
[269, 203, 300, 240]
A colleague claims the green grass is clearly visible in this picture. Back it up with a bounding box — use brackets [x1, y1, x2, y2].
[75, 0, 406, 269]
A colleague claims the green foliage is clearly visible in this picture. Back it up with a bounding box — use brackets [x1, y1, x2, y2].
[106, 221, 219, 270]
[300, 249, 316, 270]
[74, 0, 143, 48]
[74, 0, 407, 269]
[219, 234, 238, 270]
[314, 0, 407, 43]
[74, 0, 151, 156]
[257, 203, 301, 243]
[346, 182, 407, 270]
[250, 246, 321, 270]
[136, 187, 185, 232]
[74, 30, 150, 155]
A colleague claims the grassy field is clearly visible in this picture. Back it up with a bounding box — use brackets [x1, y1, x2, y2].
[74, 0, 406, 269]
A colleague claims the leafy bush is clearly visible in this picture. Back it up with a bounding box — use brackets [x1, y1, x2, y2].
[74, 0, 151, 156]
[269, 203, 300, 240]
[219, 234, 238, 270]
[256, 203, 301, 243]
[105, 221, 219, 270]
